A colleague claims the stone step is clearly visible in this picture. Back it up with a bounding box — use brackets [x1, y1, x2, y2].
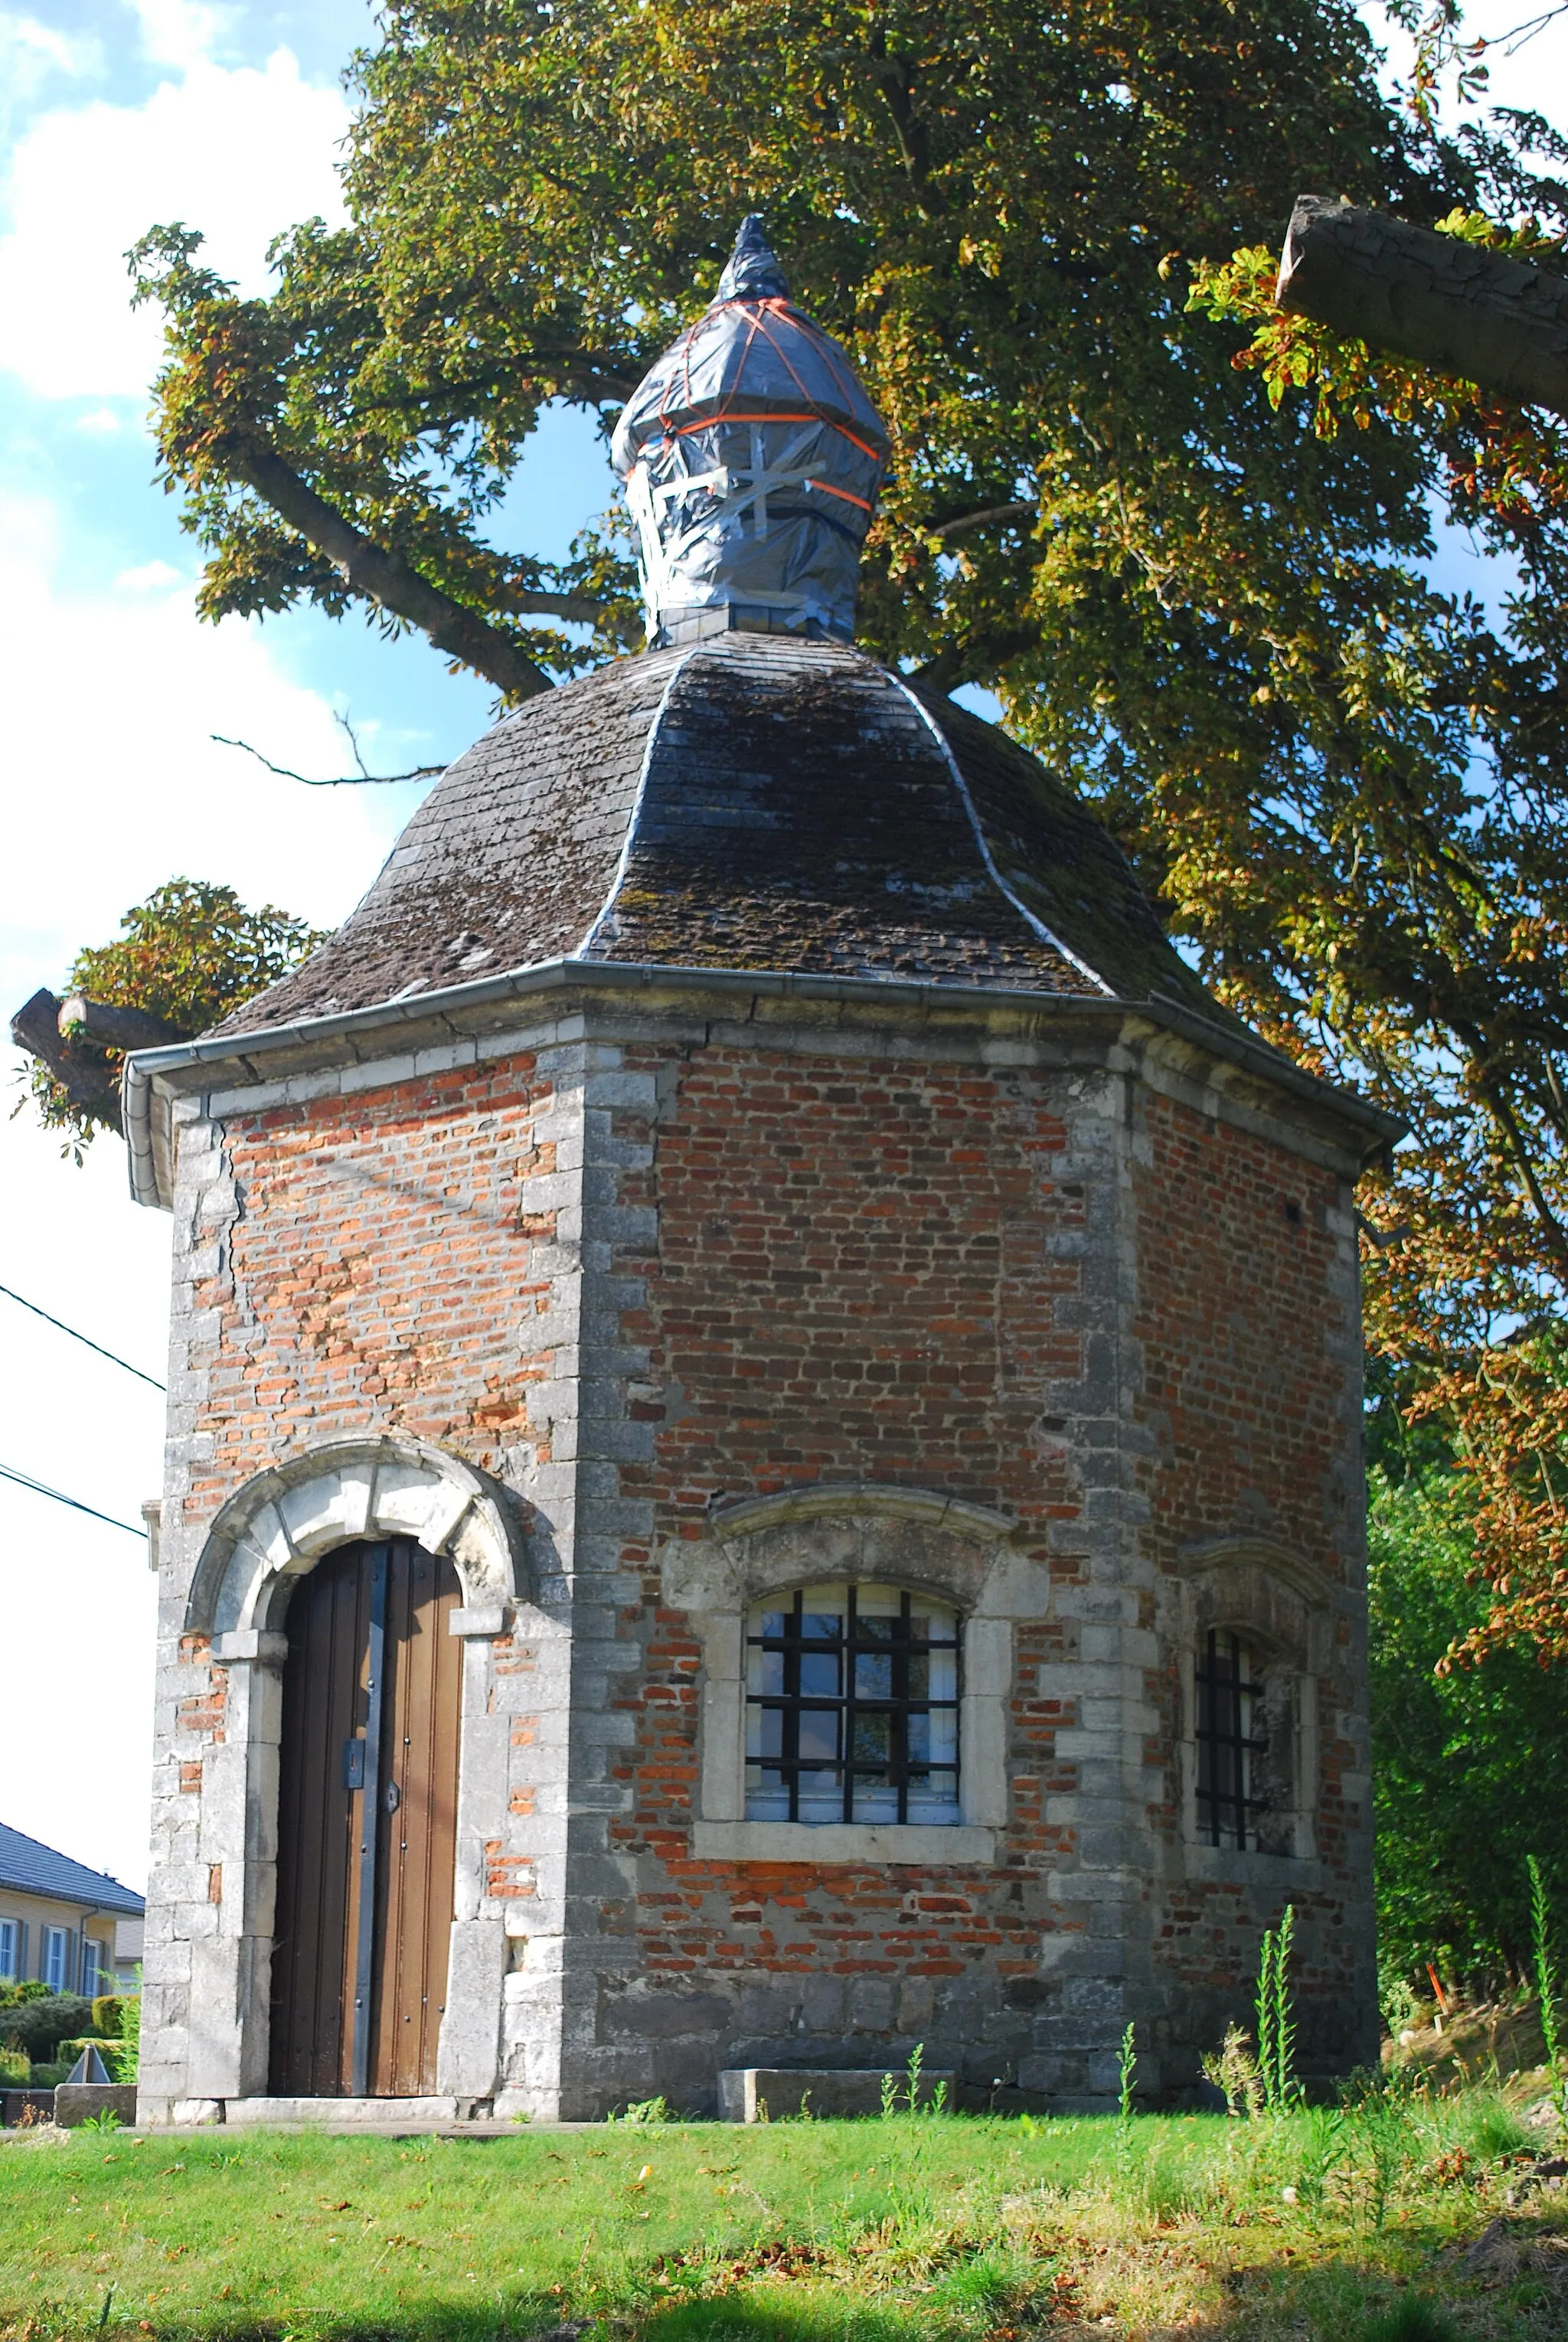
[718, 2067, 959, 2122]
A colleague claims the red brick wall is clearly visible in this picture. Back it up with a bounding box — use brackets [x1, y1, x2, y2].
[601, 1051, 1370, 2095]
[182, 1057, 558, 1521]
[1132, 1093, 1371, 2069]
[600, 1045, 1089, 2095]
[1135, 1093, 1351, 1578]
[167, 1034, 1370, 2104]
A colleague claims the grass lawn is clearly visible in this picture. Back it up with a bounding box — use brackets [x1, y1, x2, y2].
[0, 2096, 1564, 2342]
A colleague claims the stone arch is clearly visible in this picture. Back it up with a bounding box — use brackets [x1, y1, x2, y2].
[186, 1432, 528, 1649]
[1175, 1534, 1334, 1674]
[663, 1482, 1034, 1858]
[671, 1481, 1018, 1617]
[1173, 1536, 1334, 1864]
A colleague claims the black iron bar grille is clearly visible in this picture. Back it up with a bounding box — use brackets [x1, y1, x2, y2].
[1195, 1628, 1267, 1848]
[744, 1583, 961, 1824]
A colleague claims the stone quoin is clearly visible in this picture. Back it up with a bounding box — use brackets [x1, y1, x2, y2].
[123, 221, 1394, 2125]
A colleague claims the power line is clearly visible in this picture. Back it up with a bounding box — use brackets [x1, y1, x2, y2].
[0, 1461, 146, 1540]
[0, 1281, 165, 1390]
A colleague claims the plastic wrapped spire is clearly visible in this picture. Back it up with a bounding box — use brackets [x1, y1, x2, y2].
[612, 217, 890, 645]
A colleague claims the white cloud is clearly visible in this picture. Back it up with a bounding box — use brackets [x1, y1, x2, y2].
[0, 12, 97, 80]
[133, 0, 227, 73]
[0, 486, 419, 1892]
[0, 491, 402, 972]
[0, 45, 349, 400]
[73, 403, 128, 434]
[113, 555, 185, 590]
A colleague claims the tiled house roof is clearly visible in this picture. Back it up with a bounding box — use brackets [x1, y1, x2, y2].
[214, 635, 1226, 1037]
[0, 1822, 145, 1916]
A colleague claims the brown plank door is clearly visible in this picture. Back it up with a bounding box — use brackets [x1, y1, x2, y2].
[269, 1538, 462, 2096]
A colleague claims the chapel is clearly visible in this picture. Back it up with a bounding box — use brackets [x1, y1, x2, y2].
[126, 220, 1391, 2125]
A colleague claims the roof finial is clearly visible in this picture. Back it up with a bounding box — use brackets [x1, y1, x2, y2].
[611, 219, 890, 649]
[714, 214, 789, 305]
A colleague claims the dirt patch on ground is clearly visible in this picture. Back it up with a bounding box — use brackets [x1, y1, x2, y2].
[1449, 2214, 1568, 2289]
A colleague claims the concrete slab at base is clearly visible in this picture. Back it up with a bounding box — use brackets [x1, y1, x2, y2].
[224, 2096, 459, 2127]
[55, 2085, 139, 2128]
[719, 2068, 959, 2122]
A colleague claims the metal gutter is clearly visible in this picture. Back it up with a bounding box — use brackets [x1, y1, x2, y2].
[122, 954, 1404, 1210]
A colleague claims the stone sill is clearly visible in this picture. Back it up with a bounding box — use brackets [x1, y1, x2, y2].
[720, 2066, 960, 2122]
[224, 2095, 458, 2126]
[1185, 1845, 1324, 1890]
[692, 1821, 997, 1864]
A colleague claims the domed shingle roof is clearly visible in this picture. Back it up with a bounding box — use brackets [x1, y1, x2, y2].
[215, 634, 1221, 1037]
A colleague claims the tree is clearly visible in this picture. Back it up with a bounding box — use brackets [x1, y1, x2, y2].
[1183, 6, 1568, 1664]
[25, 1, 1568, 1671]
[13, 881, 325, 1155]
[1369, 1450, 1568, 1986]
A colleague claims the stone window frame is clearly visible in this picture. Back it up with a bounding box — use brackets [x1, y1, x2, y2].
[1174, 1538, 1333, 1878]
[663, 1483, 1043, 1865]
[178, 1432, 529, 2100]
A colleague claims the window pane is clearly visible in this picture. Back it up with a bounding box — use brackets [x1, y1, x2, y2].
[908, 1771, 960, 1821]
[798, 1707, 840, 1762]
[800, 1651, 841, 1699]
[747, 1644, 786, 1697]
[800, 1586, 844, 1637]
[857, 1584, 901, 1618]
[797, 1771, 842, 1822]
[743, 1581, 962, 1826]
[855, 1650, 893, 1698]
[746, 1769, 791, 1821]
[746, 1705, 783, 1760]
[852, 1711, 891, 1762]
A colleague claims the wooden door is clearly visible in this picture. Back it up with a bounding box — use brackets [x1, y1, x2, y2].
[269, 1539, 461, 2096]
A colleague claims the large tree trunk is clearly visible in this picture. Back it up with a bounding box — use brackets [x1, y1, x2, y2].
[57, 995, 187, 1052]
[9, 989, 123, 1131]
[1276, 196, 1568, 415]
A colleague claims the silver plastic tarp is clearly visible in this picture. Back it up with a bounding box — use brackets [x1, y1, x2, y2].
[612, 217, 890, 643]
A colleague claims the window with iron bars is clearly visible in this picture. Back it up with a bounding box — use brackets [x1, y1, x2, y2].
[744, 1583, 960, 1824]
[1195, 1628, 1268, 1849]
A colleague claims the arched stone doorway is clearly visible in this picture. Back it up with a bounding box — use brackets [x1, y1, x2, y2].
[152, 1432, 532, 2115]
[270, 1537, 462, 2097]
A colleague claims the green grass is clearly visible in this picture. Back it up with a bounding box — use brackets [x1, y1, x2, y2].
[0, 2095, 1563, 2341]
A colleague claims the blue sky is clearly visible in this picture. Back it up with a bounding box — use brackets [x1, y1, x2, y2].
[0, 0, 1563, 1893]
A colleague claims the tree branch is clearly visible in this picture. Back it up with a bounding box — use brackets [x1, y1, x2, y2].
[213, 734, 446, 787]
[220, 438, 555, 700]
[1276, 195, 1568, 416]
[499, 586, 609, 623]
[929, 501, 1034, 540]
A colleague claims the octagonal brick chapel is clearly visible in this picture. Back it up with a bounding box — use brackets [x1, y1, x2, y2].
[126, 223, 1393, 2125]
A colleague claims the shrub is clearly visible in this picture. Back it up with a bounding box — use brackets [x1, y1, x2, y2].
[28, 2062, 67, 2089]
[111, 1988, 140, 2084]
[0, 2047, 28, 2086]
[90, 1996, 123, 2040]
[0, 1993, 93, 2060]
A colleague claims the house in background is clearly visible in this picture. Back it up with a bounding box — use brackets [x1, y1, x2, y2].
[0, 1823, 145, 1997]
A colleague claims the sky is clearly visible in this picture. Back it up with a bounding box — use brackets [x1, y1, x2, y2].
[1, 0, 1566, 1897]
